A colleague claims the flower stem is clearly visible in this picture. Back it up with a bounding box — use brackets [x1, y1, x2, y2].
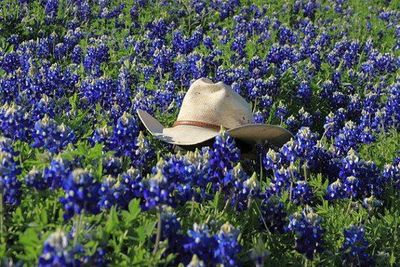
[152, 208, 162, 255]
[73, 212, 84, 247]
[0, 193, 3, 244]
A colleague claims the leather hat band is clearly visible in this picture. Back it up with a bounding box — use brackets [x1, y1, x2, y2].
[173, 120, 224, 130]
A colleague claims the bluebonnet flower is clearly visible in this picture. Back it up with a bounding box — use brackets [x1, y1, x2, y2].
[384, 83, 400, 128]
[206, 130, 240, 191]
[325, 149, 383, 199]
[259, 95, 273, 111]
[286, 207, 324, 260]
[131, 131, 155, 170]
[31, 95, 55, 121]
[302, 0, 318, 19]
[109, 112, 139, 159]
[0, 52, 20, 74]
[275, 101, 288, 122]
[231, 168, 260, 211]
[334, 121, 361, 155]
[382, 158, 400, 190]
[326, 179, 346, 200]
[362, 195, 383, 211]
[280, 139, 297, 164]
[0, 137, 16, 155]
[90, 126, 111, 147]
[32, 115, 76, 154]
[100, 4, 125, 19]
[323, 109, 346, 138]
[119, 167, 143, 205]
[343, 175, 360, 198]
[98, 167, 143, 210]
[25, 167, 48, 191]
[38, 230, 77, 267]
[269, 166, 293, 194]
[341, 226, 374, 266]
[182, 222, 241, 266]
[263, 148, 281, 171]
[43, 157, 73, 190]
[277, 25, 297, 45]
[102, 156, 122, 176]
[253, 111, 266, 123]
[0, 103, 32, 141]
[260, 196, 287, 233]
[98, 175, 120, 210]
[142, 155, 198, 210]
[291, 181, 313, 205]
[296, 81, 312, 104]
[214, 222, 241, 266]
[44, 0, 59, 22]
[71, 45, 83, 64]
[159, 209, 181, 240]
[0, 151, 21, 207]
[285, 116, 299, 134]
[183, 223, 218, 264]
[54, 43, 67, 60]
[293, 127, 318, 164]
[60, 169, 101, 220]
[83, 42, 110, 77]
[298, 108, 313, 128]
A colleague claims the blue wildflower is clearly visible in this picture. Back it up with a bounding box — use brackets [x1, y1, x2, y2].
[32, 115, 76, 154]
[286, 207, 324, 260]
[109, 112, 139, 159]
[60, 169, 101, 220]
[291, 181, 313, 205]
[0, 151, 21, 207]
[341, 226, 374, 266]
[43, 157, 73, 190]
[38, 230, 76, 267]
[214, 222, 241, 266]
[25, 167, 47, 191]
[260, 196, 287, 233]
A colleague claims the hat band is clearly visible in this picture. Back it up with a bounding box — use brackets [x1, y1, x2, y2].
[173, 120, 224, 130]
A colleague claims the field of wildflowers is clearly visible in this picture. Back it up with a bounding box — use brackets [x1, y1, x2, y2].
[0, 0, 399, 266]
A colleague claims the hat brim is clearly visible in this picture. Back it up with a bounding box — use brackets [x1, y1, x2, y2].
[137, 109, 294, 147]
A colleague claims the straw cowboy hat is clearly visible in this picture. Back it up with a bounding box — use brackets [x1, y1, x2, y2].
[137, 78, 293, 152]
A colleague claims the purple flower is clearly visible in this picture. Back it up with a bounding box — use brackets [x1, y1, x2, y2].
[109, 112, 139, 159]
[0, 151, 21, 207]
[296, 81, 312, 103]
[43, 157, 73, 190]
[25, 168, 47, 191]
[38, 230, 76, 267]
[259, 196, 287, 233]
[60, 169, 101, 220]
[206, 131, 240, 191]
[291, 181, 313, 205]
[341, 226, 374, 266]
[286, 207, 324, 260]
[32, 115, 76, 154]
[0, 103, 33, 141]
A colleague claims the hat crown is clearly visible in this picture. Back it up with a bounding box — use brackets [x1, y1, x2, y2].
[176, 78, 254, 129]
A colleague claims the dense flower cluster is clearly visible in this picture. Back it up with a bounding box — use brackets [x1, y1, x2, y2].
[0, 145, 21, 207]
[183, 222, 241, 266]
[60, 169, 101, 220]
[0, 0, 399, 265]
[286, 208, 324, 260]
[32, 115, 76, 153]
[38, 230, 76, 267]
[341, 226, 374, 266]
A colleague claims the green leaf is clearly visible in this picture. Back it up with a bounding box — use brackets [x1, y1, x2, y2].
[105, 206, 120, 234]
[18, 228, 42, 261]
